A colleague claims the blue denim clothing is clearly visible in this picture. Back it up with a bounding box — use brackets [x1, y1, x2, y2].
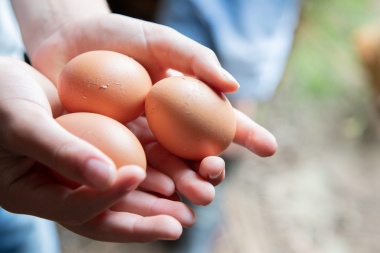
[156, 0, 300, 101]
[0, 0, 24, 59]
[0, 208, 60, 253]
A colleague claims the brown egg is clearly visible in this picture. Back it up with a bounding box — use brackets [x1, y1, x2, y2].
[145, 76, 236, 160]
[56, 112, 146, 169]
[57, 50, 152, 123]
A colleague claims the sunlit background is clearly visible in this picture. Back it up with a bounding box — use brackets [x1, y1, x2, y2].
[59, 1, 380, 252]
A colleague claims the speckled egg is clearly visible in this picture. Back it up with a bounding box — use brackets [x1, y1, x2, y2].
[57, 50, 152, 123]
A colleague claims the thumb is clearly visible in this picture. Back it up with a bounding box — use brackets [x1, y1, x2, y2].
[0, 58, 116, 190]
[5, 108, 117, 190]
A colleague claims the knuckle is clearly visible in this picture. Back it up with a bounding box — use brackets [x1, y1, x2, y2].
[50, 137, 87, 178]
[51, 140, 73, 172]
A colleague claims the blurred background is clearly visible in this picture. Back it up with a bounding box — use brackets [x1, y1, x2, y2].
[59, 0, 380, 252]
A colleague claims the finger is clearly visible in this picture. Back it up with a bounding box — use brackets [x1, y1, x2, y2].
[2, 109, 118, 190]
[128, 118, 225, 186]
[145, 142, 215, 206]
[193, 156, 225, 186]
[37, 15, 239, 93]
[111, 190, 196, 228]
[126, 116, 156, 146]
[3, 165, 145, 224]
[138, 20, 240, 93]
[56, 166, 145, 224]
[64, 211, 182, 242]
[234, 109, 278, 157]
[0, 59, 119, 190]
[139, 166, 175, 197]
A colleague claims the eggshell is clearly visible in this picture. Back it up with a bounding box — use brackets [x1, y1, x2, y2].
[145, 76, 236, 160]
[57, 50, 152, 123]
[56, 112, 146, 169]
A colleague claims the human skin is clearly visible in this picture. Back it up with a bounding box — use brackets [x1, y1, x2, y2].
[1, 0, 278, 242]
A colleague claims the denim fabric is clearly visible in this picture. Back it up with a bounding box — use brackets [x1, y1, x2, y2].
[0, 0, 24, 59]
[0, 208, 61, 253]
[156, 0, 300, 101]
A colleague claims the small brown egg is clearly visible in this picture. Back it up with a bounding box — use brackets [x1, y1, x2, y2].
[145, 76, 236, 160]
[56, 112, 146, 169]
[57, 50, 152, 123]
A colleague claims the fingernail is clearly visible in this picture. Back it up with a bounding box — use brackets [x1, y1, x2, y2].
[219, 66, 239, 88]
[118, 165, 146, 192]
[84, 158, 115, 189]
[209, 170, 223, 180]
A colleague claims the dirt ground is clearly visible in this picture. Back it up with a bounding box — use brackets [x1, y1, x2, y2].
[58, 1, 380, 253]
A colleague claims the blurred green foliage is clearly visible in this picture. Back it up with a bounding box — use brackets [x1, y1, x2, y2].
[285, 0, 379, 99]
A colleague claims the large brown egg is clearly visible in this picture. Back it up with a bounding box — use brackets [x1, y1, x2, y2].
[56, 112, 146, 169]
[57, 50, 152, 123]
[145, 76, 236, 160]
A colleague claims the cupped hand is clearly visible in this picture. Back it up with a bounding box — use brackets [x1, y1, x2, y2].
[0, 57, 196, 242]
[5, 1, 278, 244]
[27, 13, 277, 205]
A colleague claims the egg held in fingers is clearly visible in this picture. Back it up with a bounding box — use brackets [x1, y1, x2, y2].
[145, 76, 236, 161]
[56, 112, 147, 169]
